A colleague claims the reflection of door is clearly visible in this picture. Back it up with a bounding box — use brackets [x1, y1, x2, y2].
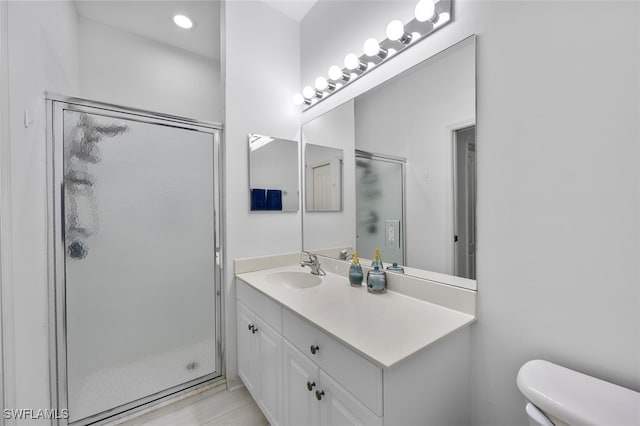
[312, 163, 332, 210]
[453, 126, 476, 279]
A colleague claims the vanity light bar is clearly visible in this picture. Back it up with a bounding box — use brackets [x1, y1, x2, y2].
[292, 0, 452, 108]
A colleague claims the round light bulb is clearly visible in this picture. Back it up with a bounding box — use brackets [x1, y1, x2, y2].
[302, 86, 315, 99]
[328, 65, 343, 81]
[363, 38, 380, 57]
[414, 0, 435, 22]
[292, 93, 305, 105]
[386, 20, 405, 41]
[344, 53, 361, 70]
[435, 12, 450, 26]
[173, 14, 194, 29]
[315, 76, 328, 91]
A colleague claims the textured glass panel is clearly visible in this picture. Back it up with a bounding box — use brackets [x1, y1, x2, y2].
[63, 110, 216, 422]
[355, 157, 404, 264]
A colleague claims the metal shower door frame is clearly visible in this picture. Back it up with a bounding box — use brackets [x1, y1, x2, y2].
[46, 94, 224, 426]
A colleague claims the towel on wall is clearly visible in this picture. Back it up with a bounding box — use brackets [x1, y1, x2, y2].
[251, 188, 267, 211]
[266, 189, 283, 211]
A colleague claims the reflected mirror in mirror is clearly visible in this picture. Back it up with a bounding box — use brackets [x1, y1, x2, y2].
[302, 36, 476, 288]
[249, 134, 299, 212]
[305, 144, 344, 212]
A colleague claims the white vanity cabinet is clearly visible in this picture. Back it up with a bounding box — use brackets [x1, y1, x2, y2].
[236, 301, 283, 426]
[236, 276, 473, 426]
[283, 340, 382, 426]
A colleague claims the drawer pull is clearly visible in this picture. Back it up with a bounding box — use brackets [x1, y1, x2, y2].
[248, 324, 253, 332]
[306, 381, 316, 391]
[310, 345, 319, 355]
[315, 390, 325, 401]
[252, 326, 258, 334]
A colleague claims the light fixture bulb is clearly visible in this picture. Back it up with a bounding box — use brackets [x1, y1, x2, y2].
[173, 14, 194, 29]
[435, 12, 451, 26]
[302, 86, 315, 99]
[345, 53, 362, 70]
[315, 77, 329, 91]
[386, 20, 405, 41]
[414, 0, 436, 22]
[328, 65, 343, 81]
[363, 38, 381, 57]
[292, 93, 305, 105]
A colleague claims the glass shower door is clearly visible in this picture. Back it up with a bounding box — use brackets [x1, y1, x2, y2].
[355, 153, 405, 265]
[51, 100, 222, 424]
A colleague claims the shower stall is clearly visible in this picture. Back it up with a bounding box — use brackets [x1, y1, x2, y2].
[46, 95, 223, 425]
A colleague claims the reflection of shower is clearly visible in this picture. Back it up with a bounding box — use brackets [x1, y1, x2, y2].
[65, 113, 128, 259]
[356, 158, 382, 234]
[355, 150, 405, 264]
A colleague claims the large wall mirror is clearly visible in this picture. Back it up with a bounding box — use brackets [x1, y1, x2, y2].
[249, 134, 299, 212]
[302, 36, 477, 289]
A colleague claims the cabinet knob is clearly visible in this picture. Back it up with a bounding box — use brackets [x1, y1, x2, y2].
[306, 381, 316, 391]
[310, 345, 319, 355]
[315, 390, 325, 401]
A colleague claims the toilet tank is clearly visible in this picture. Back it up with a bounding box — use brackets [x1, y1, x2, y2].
[517, 359, 640, 426]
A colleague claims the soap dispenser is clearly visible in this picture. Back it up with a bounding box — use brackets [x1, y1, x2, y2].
[367, 249, 387, 294]
[348, 251, 364, 287]
[371, 248, 384, 270]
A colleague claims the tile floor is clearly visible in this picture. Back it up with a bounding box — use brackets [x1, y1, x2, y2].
[113, 387, 268, 426]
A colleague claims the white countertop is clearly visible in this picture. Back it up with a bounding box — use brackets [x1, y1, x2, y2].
[236, 265, 475, 369]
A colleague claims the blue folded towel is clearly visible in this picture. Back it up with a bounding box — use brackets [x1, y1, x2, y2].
[251, 189, 267, 211]
[266, 189, 283, 211]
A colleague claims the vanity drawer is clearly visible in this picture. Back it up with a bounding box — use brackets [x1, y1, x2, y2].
[236, 279, 282, 333]
[282, 309, 383, 416]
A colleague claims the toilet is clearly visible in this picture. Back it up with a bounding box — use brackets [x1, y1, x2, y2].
[517, 359, 640, 426]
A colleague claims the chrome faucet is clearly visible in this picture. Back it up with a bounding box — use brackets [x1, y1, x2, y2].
[339, 248, 354, 261]
[301, 253, 326, 276]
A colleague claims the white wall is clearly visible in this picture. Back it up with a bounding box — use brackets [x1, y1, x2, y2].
[78, 17, 222, 123]
[223, 0, 301, 383]
[5, 0, 80, 419]
[355, 39, 475, 275]
[302, 100, 356, 252]
[301, 1, 640, 425]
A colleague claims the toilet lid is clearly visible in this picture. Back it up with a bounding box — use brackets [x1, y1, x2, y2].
[517, 360, 640, 426]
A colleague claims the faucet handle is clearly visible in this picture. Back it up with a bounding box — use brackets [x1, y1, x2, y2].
[303, 251, 318, 262]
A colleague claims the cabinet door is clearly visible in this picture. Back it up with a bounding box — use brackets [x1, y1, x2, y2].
[318, 370, 382, 426]
[237, 302, 257, 396]
[255, 315, 283, 426]
[283, 341, 320, 426]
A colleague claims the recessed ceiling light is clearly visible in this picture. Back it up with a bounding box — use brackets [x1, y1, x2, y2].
[173, 14, 193, 29]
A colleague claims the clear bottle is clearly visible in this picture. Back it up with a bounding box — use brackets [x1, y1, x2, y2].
[348, 251, 364, 287]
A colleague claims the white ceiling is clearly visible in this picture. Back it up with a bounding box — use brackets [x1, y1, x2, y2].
[260, 0, 318, 22]
[74, 1, 221, 60]
[74, 0, 319, 61]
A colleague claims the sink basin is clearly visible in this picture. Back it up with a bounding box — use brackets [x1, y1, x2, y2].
[266, 271, 322, 290]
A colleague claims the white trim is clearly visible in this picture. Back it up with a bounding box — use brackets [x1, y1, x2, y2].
[0, 0, 16, 423]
